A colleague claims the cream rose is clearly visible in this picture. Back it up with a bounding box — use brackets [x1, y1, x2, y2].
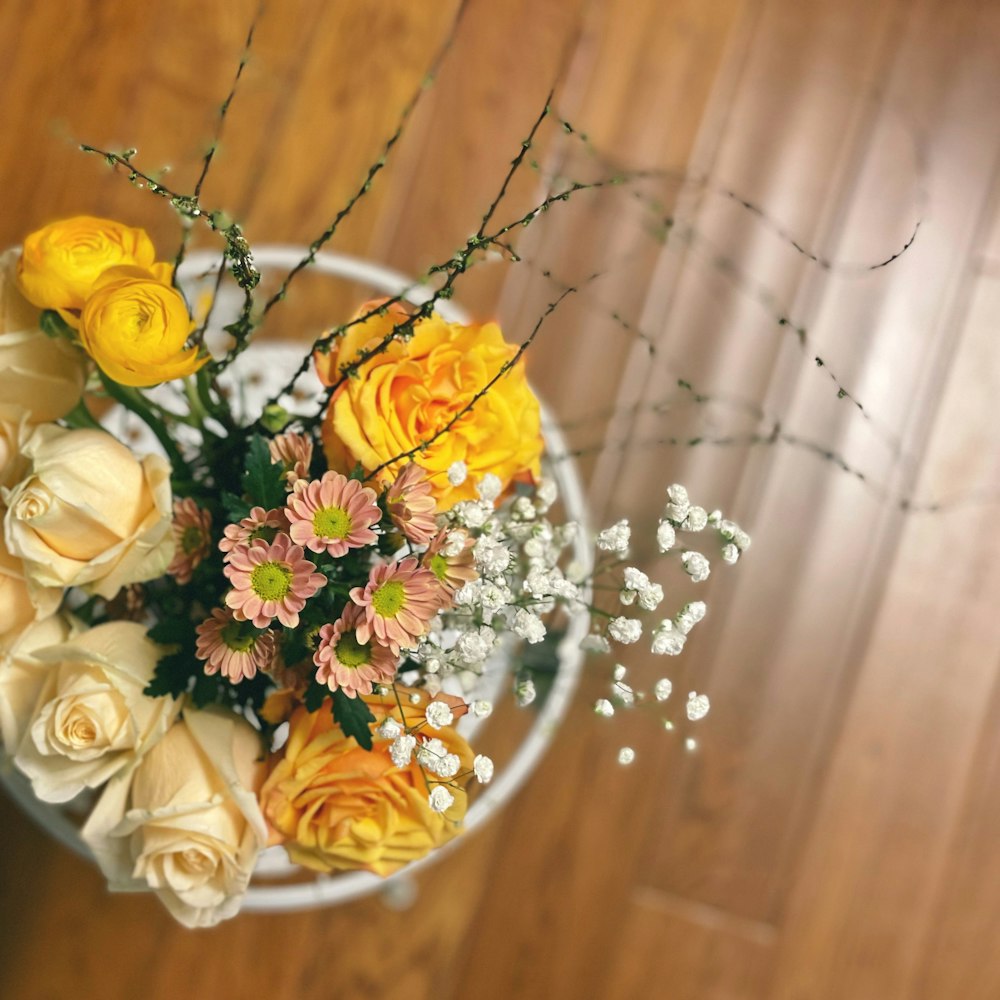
[0, 541, 60, 652]
[3, 424, 174, 599]
[12, 621, 180, 802]
[82, 710, 267, 928]
[0, 249, 88, 424]
[0, 612, 79, 753]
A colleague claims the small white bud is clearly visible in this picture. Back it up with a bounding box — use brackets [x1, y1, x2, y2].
[470, 699, 493, 718]
[476, 473, 502, 502]
[424, 700, 455, 730]
[594, 698, 615, 717]
[686, 691, 710, 721]
[681, 551, 711, 583]
[376, 717, 403, 741]
[654, 678, 673, 702]
[596, 519, 631, 553]
[656, 520, 676, 553]
[473, 754, 494, 784]
[447, 461, 468, 486]
[608, 616, 642, 644]
[617, 747, 636, 766]
[428, 786, 455, 813]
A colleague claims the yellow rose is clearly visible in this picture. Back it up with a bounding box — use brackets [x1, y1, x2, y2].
[12, 621, 181, 803]
[78, 265, 204, 387]
[0, 250, 88, 423]
[2, 424, 173, 599]
[317, 299, 542, 507]
[82, 710, 267, 928]
[17, 215, 157, 321]
[260, 694, 473, 876]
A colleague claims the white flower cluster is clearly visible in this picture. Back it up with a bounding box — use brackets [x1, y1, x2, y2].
[414, 474, 580, 699]
[582, 482, 750, 760]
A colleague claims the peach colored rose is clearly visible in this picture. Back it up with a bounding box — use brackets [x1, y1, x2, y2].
[260, 693, 473, 876]
[3, 424, 173, 599]
[0, 249, 88, 423]
[316, 299, 542, 507]
[0, 541, 60, 652]
[0, 612, 80, 753]
[12, 621, 180, 802]
[82, 710, 267, 928]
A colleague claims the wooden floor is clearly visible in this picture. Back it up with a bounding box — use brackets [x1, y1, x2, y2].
[2, 1, 1000, 997]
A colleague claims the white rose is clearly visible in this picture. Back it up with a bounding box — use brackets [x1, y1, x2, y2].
[13, 621, 180, 802]
[0, 540, 60, 651]
[0, 250, 88, 423]
[3, 424, 173, 599]
[0, 612, 79, 753]
[82, 710, 267, 928]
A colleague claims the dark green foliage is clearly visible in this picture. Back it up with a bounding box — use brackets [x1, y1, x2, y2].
[242, 434, 287, 510]
[332, 688, 375, 750]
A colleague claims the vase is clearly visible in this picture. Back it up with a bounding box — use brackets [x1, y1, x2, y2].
[0, 248, 592, 911]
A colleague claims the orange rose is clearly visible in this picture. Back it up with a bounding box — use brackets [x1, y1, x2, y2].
[259, 693, 473, 876]
[316, 299, 542, 507]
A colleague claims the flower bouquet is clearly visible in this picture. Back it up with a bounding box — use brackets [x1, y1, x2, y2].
[0, 201, 749, 927]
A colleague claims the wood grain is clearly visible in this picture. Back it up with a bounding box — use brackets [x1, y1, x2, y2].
[2, 1, 1000, 998]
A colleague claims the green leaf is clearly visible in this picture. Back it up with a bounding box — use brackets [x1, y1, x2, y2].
[144, 649, 194, 699]
[221, 489, 251, 524]
[242, 435, 287, 509]
[303, 680, 328, 713]
[39, 309, 74, 340]
[332, 688, 375, 750]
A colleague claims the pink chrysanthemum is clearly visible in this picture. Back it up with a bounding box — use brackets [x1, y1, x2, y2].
[285, 470, 380, 557]
[195, 608, 277, 682]
[314, 603, 399, 698]
[385, 463, 438, 546]
[422, 528, 478, 604]
[349, 556, 443, 655]
[224, 532, 326, 628]
[219, 506, 288, 557]
[269, 431, 313, 487]
[166, 497, 212, 585]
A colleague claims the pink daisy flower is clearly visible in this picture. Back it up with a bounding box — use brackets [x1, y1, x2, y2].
[166, 497, 212, 585]
[224, 532, 326, 628]
[285, 470, 380, 557]
[349, 556, 443, 655]
[385, 463, 438, 546]
[314, 603, 399, 698]
[195, 608, 277, 682]
[219, 506, 288, 557]
[422, 528, 478, 603]
[269, 431, 313, 487]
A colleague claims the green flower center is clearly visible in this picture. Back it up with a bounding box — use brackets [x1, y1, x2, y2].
[371, 579, 406, 619]
[180, 525, 203, 555]
[220, 620, 257, 653]
[312, 505, 352, 540]
[428, 553, 449, 583]
[250, 560, 293, 602]
[335, 631, 371, 669]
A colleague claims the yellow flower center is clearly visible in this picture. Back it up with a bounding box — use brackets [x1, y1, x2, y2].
[250, 561, 293, 602]
[313, 505, 352, 540]
[335, 631, 371, 669]
[371, 579, 405, 619]
[181, 525, 203, 555]
[428, 553, 449, 583]
[221, 619, 257, 653]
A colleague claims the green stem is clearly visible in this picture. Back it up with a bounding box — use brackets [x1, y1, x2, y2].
[99, 374, 191, 476]
[62, 398, 105, 432]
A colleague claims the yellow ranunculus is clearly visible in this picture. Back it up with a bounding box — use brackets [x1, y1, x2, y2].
[17, 215, 158, 321]
[316, 299, 543, 507]
[79, 265, 205, 386]
[259, 694, 472, 876]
